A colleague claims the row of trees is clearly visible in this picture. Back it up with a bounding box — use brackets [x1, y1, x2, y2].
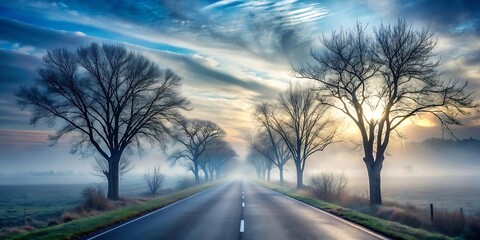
[249, 19, 477, 205]
[249, 85, 337, 188]
[17, 43, 236, 200]
[169, 119, 237, 184]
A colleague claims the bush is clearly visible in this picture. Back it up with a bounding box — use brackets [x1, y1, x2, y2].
[390, 208, 423, 228]
[47, 219, 59, 226]
[310, 172, 348, 201]
[144, 165, 166, 196]
[61, 212, 78, 222]
[175, 177, 195, 190]
[81, 184, 111, 211]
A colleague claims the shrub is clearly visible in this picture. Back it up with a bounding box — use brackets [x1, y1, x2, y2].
[81, 184, 111, 211]
[310, 172, 348, 201]
[390, 208, 423, 228]
[48, 219, 59, 226]
[144, 165, 166, 196]
[61, 212, 78, 222]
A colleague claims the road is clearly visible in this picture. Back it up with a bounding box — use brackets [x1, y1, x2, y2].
[85, 180, 388, 240]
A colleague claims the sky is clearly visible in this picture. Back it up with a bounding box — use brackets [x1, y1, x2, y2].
[1, 0, 480, 179]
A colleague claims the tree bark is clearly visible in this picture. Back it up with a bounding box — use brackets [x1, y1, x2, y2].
[107, 156, 120, 200]
[201, 165, 209, 182]
[296, 164, 304, 189]
[367, 162, 382, 205]
[193, 162, 200, 184]
[209, 169, 215, 181]
[279, 167, 284, 185]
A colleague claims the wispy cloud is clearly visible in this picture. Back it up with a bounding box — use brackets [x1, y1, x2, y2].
[0, 0, 479, 170]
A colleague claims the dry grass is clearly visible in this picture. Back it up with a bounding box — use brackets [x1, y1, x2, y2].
[0, 225, 37, 239]
[465, 212, 480, 239]
[431, 210, 465, 237]
[293, 182, 475, 238]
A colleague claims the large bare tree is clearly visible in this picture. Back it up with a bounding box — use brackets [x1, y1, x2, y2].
[17, 43, 188, 200]
[293, 19, 477, 204]
[267, 85, 337, 188]
[170, 119, 226, 184]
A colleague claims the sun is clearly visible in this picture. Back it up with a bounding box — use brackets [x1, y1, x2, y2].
[364, 107, 384, 122]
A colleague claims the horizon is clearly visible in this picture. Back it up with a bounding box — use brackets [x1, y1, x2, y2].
[1, 0, 480, 178]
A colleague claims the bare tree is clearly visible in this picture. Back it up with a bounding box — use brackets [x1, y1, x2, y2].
[200, 138, 237, 180]
[144, 165, 165, 196]
[267, 85, 338, 189]
[249, 129, 290, 185]
[91, 155, 134, 179]
[247, 148, 271, 180]
[16, 43, 189, 200]
[170, 119, 226, 184]
[293, 19, 477, 204]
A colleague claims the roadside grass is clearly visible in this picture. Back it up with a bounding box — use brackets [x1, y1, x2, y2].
[261, 182, 453, 240]
[6, 182, 219, 240]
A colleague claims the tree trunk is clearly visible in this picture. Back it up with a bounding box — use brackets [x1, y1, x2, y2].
[193, 162, 200, 184]
[279, 167, 284, 185]
[201, 165, 209, 182]
[255, 166, 261, 178]
[367, 162, 382, 205]
[106, 172, 113, 199]
[107, 156, 120, 200]
[215, 167, 220, 180]
[209, 169, 214, 180]
[267, 168, 271, 182]
[296, 164, 304, 189]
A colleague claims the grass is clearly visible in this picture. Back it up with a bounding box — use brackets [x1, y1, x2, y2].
[261, 182, 454, 240]
[0, 184, 85, 227]
[6, 182, 219, 240]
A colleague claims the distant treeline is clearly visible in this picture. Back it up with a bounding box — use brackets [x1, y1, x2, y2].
[421, 137, 480, 150]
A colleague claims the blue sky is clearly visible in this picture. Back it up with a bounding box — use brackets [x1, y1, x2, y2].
[1, 0, 480, 175]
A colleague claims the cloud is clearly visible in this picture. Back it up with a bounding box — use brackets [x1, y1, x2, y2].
[0, 17, 89, 50]
[398, 0, 480, 35]
[0, 129, 51, 147]
[152, 51, 277, 96]
[0, 49, 41, 91]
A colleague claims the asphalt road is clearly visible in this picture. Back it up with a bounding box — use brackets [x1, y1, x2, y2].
[85, 180, 388, 240]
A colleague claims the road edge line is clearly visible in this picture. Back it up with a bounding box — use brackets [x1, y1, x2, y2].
[258, 183, 390, 240]
[86, 183, 222, 240]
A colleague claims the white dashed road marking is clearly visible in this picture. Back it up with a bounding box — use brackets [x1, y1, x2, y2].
[240, 220, 245, 232]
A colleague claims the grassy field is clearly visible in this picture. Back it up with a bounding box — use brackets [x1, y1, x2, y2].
[261, 182, 453, 240]
[6, 181, 219, 240]
[0, 184, 85, 227]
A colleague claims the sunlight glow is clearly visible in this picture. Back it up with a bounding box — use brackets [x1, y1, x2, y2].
[364, 107, 384, 122]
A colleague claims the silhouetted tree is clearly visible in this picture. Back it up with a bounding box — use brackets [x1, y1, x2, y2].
[249, 129, 290, 185]
[17, 43, 188, 200]
[200, 138, 237, 180]
[144, 165, 165, 196]
[247, 148, 272, 180]
[170, 119, 226, 184]
[266, 85, 338, 189]
[293, 19, 477, 204]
